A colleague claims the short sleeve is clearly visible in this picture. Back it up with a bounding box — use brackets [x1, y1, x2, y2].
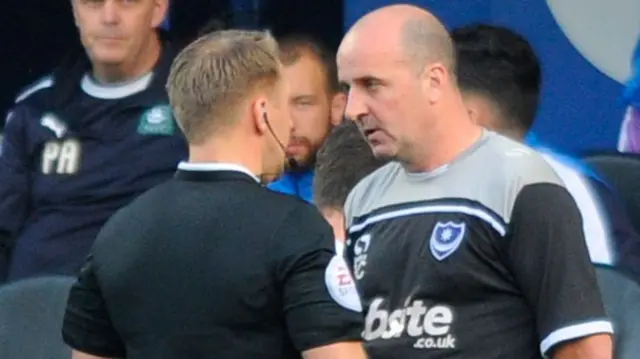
[273, 204, 363, 351]
[504, 183, 613, 356]
[62, 254, 126, 358]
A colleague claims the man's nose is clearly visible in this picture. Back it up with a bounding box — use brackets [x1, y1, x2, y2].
[100, 0, 121, 25]
[288, 105, 303, 132]
[344, 89, 367, 122]
[286, 110, 294, 134]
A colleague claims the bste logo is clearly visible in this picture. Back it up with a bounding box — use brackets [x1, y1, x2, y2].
[364, 297, 456, 350]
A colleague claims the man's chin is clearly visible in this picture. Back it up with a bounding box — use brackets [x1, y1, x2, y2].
[287, 155, 315, 172]
[370, 145, 397, 161]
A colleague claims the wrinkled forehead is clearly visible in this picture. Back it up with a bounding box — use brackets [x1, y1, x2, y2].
[337, 38, 406, 83]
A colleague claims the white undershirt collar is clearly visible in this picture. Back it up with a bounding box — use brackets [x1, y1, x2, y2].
[81, 72, 154, 99]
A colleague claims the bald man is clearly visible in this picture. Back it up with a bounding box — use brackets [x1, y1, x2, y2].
[338, 5, 613, 359]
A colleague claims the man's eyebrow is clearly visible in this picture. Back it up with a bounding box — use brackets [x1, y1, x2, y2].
[291, 94, 316, 102]
[343, 75, 385, 87]
[357, 75, 382, 83]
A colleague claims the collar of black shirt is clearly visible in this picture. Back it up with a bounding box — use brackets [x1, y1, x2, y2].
[174, 162, 260, 184]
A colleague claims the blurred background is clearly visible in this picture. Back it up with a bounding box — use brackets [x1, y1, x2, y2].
[0, 0, 638, 152]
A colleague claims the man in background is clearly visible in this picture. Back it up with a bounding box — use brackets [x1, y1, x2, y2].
[0, 0, 185, 282]
[313, 121, 388, 254]
[268, 35, 344, 202]
[452, 23, 640, 279]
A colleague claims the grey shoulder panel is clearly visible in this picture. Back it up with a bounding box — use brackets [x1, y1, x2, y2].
[345, 132, 566, 227]
[344, 162, 402, 227]
[472, 133, 565, 219]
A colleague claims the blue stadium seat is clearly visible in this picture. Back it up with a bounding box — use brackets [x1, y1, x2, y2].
[594, 265, 640, 359]
[582, 151, 640, 234]
[0, 276, 74, 359]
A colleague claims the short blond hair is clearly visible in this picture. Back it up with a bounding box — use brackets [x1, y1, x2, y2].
[166, 29, 281, 144]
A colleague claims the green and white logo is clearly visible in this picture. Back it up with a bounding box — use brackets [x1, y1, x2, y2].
[138, 105, 175, 136]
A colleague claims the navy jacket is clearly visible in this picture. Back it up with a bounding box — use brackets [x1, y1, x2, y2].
[0, 45, 187, 282]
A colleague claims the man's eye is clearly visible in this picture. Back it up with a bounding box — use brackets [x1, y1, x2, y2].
[364, 80, 380, 90]
[293, 99, 314, 107]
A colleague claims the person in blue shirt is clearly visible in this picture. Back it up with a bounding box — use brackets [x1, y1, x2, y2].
[617, 37, 640, 152]
[452, 24, 640, 279]
[268, 35, 345, 202]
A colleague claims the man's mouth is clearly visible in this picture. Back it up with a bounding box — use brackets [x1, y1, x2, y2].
[364, 129, 380, 137]
[286, 141, 305, 150]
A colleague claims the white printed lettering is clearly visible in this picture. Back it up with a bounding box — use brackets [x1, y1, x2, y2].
[364, 297, 456, 349]
[41, 139, 82, 175]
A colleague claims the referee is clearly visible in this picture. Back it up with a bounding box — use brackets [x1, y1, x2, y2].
[338, 5, 612, 359]
[62, 30, 366, 359]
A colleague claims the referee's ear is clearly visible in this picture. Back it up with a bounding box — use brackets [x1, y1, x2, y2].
[252, 99, 269, 135]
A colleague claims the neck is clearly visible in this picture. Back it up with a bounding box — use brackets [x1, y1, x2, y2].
[321, 208, 346, 240]
[92, 33, 162, 84]
[188, 132, 262, 177]
[405, 103, 483, 173]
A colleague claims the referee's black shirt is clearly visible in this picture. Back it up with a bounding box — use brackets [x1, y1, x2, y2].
[61, 162, 364, 359]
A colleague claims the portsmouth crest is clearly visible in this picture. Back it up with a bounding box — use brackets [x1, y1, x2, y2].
[429, 221, 466, 261]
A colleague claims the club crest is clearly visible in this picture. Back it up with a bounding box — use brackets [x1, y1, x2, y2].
[138, 105, 175, 136]
[429, 221, 466, 261]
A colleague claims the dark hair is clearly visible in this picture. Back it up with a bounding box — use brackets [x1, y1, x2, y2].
[451, 24, 541, 133]
[277, 34, 340, 93]
[313, 121, 389, 210]
[197, 15, 232, 36]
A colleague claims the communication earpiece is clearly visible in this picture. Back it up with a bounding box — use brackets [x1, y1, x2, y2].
[261, 105, 298, 169]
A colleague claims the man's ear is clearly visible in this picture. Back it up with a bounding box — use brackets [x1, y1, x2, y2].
[251, 98, 269, 135]
[461, 93, 482, 125]
[465, 103, 480, 125]
[330, 92, 346, 126]
[462, 93, 502, 131]
[151, 0, 170, 28]
[422, 62, 447, 104]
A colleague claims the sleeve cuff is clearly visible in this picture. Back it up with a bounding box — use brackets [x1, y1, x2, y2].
[296, 327, 364, 352]
[540, 319, 614, 356]
[62, 311, 126, 358]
